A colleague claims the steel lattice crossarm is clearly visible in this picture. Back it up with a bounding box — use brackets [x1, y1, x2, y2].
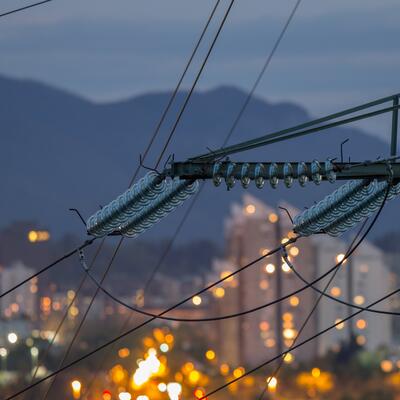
[189, 92, 400, 161]
[165, 159, 400, 188]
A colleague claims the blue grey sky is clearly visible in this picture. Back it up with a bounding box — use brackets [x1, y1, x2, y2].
[1, 0, 400, 139]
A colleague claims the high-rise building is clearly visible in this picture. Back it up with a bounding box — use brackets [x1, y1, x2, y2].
[0, 260, 37, 320]
[212, 194, 393, 368]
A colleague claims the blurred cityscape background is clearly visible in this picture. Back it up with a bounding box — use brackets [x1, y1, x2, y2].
[2, 1, 400, 399]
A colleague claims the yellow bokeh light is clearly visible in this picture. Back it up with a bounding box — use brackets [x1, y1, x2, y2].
[265, 263, 275, 274]
[289, 246, 299, 257]
[283, 353, 294, 363]
[259, 321, 269, 331]
[336, 253, 346, 264]
[356, 319, 367, 330]
[182, 362, 194, 374]
[281, 263, 291, 273]
[118, 347, 130, 358]
[213, 287, 225, 298]
[260, 248, 270, 256]
[281, 237, 289, 245]
[381, 360, 393, 373]
[192, 296, 202, 306]
[188, 370, 201, 385]
[233, 367, 245, 378]
[282, 312, 293, 321]
[259, 279, 269, 290]
[71, 380, 81, 399]
[283, 328, 296, 340]
[158, 382, 167, 392]
[289, 296, 300, 307]
[220, 270, 234, 282]
[28, 231, 38, 243]
[268, 213, 278, 223]
[265, 338, 276, 348]
[330, 287, 341, 297]
[220, 363, 229, 375]
[354, 295, 365, 305]
[335, 318, 345, 330]
[118, 393, 132, 400]
[267, 376, 278, 391]
[165, 334, 174, 344]
[311, 368, 321, 378]
[205, 350, 216, 361]
[245, 204, 256, 214]
[356, 335, 366, 345]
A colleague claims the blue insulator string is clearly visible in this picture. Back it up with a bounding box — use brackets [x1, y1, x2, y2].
[294, 179, 400, 237]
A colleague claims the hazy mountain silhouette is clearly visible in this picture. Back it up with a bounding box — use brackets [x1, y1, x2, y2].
[1, 75, 396, 244]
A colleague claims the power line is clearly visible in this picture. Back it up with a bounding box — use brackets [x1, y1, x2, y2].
[127, 0, 222, 187]
[141, 0, 303, 295]
[4, 196, 385, 400]
[0, 0, 53, 18]
[0, 238, 95, 299]
[4, 238, 296, 400]
[41, 240, 123, 399]
[5, 176, 391, 399]
[78, 231, 398, 321]
[199, 287, 400, 400]
[78, 0, 236, 390]
[215, 183, 391, 400]
[154, 0, 236, 169]
[221, 0, 302, 147]
[30, 240, 104, 385]
[285, 245, 399, 315]
[259, 218, 369, 400]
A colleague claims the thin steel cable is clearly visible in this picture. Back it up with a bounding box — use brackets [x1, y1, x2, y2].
[154, 0, 236, 169]
[83, 186, 205, 394]
[4, 238, 298, 400]
[284, 244, 399, 315]
[30, 240, 105, 385]
[140, 0, 302, 302]
[78, 230, 398, 321]
[41, 238, 124, 400]
[4, 200, 387, 400]
[79, 1, 236, 392]
[127, 0, 221, 187]
[0, 238, 95, 299]
[27, 2, 223, 389]
[221, 0, 302, 148]
[258, 219, 369, 400]
[199, 288, 400, 400]
[0, 0, 52, 18]
[206, 182, 391, 400]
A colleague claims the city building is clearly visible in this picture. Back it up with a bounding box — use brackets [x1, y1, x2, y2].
[211, 194, 393, 368]
[0, 261, 37, 321]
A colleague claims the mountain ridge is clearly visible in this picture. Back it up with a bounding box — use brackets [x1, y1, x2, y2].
[0, 74, 396, 243]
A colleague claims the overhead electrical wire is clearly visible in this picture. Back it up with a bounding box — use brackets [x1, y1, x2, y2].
[0, 238, 95, 299]
[283, 245, 399, 315]
[77, 0, 237, 391]
[30, 240, 105, 385]
[199, 287, 400, 400]
[154, 0, 236, 169]
[230, 181, 391, 400]
[41, 239, 124, 399]
[259, 218, 369, 400]
[3, 239, 296, 400]
[140, 0, 303, 297]
[5, 192, 389, 400]
[0, 0, 53, 18]
[26, 2, 237, 398]
[221, 0, 302, 147]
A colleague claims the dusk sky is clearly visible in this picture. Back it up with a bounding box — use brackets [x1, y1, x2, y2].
[1, 0, 400, 138]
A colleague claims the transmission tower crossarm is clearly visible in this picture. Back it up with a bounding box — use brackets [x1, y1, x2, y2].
[166, 160, 400, 182]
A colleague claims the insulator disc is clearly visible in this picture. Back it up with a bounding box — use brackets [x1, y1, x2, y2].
[269, 163, 279, 188]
